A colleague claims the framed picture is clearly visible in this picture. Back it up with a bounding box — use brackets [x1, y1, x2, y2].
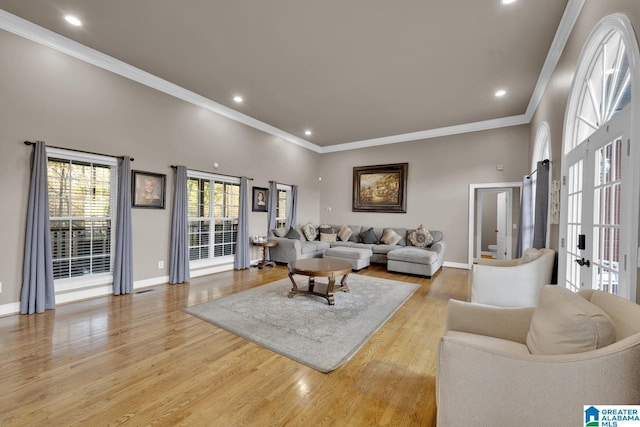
[252, 187, 268, 212]
[132, 170, 166, 209]
[353, 163, 408, 213]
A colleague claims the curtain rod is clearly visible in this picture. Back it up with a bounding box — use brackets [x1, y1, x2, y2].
[269, 179, 295, 187]
[24, 141, 134, 161]
[170, 165, 253, 181]
[526, 159, 550, 179]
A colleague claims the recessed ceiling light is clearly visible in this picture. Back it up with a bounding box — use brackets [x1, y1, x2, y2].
[233, 95, 244, 103]
[304, 130, 312, 136]
[501, 0, 517, 5]
[64, 15, 82, 26]
[495, 89, 507, 97]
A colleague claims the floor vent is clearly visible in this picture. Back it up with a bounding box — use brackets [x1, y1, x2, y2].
[135, 289, 154, 294]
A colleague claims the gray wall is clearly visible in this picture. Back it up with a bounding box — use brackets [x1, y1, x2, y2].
[0, 29, 321, 306]
[318, 125, 531, 265]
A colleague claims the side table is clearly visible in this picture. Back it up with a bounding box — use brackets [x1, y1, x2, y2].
[253, 240, 278, 269]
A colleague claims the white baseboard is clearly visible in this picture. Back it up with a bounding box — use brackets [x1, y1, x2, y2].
[0, 302, 20, 317]
[443, 261, 470, 270]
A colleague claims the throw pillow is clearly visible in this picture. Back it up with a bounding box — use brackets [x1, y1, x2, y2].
[526, 285, 616, 355]
[381, 228, 402, 246]
[301, 222, 317, 241]
[273, 226, 289, 238]
[360, 227, 378, 244]
[318, 225, 334, 235]
[408, 225, 434, 248]
[285, 227, 301, 240]
[337, 225, 353, 242]
[319, 232, 337, 243]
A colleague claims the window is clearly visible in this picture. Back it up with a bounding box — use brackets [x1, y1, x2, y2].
[276, 187, 288, 228]
[566, 22, 631, 154]
[187, 172, 239, 262]
[47, 149, 117, 281]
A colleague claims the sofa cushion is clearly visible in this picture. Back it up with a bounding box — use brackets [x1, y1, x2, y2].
[284, 227, 301, 240]
[301, 223, 317, 241]
[372, 244, 400, 255]
[526, 285, 616, 355]
[337, 225, 353, 242]
[360, 227, 379, 244]
[273, 226, 289, 238]
[387, 247, 437, 264]
[407, 225, 434, 248]
[351, 243, 375, 250]
[381, 228, 402, 246]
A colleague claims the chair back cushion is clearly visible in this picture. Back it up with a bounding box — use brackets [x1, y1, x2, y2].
[526, 285, 615, 355]
[517, 248, 543, 265]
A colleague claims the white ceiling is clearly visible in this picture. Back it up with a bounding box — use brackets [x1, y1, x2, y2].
[0, 0, 578, 152]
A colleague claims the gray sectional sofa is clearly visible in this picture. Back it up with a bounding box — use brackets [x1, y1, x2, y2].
[267, 224, 446, 278]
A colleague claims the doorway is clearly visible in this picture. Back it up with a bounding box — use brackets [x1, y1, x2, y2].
[468, 182, 522, 268]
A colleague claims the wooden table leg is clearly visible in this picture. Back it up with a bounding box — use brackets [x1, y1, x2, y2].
[287, 270, 298, 298]
[257, 245, 275, 269]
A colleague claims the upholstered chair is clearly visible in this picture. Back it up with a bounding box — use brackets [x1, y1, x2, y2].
[470, 248, 555, 306]
[437, 286, 640, 426]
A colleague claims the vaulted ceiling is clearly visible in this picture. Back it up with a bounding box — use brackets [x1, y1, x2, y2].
[0, 0, 573, 151]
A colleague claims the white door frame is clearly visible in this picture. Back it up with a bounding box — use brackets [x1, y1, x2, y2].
[468, 182, 522, 268]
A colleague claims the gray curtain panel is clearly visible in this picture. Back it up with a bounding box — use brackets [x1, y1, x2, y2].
[20, 141, 55, 314]
[267, 180, 278, 233]
[234, 177, 250, 269]
[113, 156, 133, 295]
[169, 165, 190, 283]
[533, 160, 550, 249]
[516, 176, 533, 257]
[286, 185, 298, 228]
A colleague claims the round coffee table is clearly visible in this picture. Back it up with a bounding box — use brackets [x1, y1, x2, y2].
[287, 258, 352, 305]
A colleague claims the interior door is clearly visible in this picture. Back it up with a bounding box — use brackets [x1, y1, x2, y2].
[496, 191, 508, 260]
[562, 108, 630, 295]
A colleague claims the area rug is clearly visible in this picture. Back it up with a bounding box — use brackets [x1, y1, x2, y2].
[183, 274, 419, 373]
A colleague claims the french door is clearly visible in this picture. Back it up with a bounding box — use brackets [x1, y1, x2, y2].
[562, 108, 631, 297]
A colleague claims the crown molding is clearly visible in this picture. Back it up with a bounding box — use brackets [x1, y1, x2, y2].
[320, 115, 530, 153]
[525, 0, 585, 118]
[0, 2, 585, 154]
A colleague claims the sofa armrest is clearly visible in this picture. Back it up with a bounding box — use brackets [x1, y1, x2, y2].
[429, 241, 445, 254]
[445, 299, 534, 344]
[437, 334, 640, 426]
[267, 237, 301, 264]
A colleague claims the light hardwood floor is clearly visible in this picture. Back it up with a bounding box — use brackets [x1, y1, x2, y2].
[0, 265, 470, 426]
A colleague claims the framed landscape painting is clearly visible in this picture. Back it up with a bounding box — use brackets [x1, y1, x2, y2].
[352, 163, 408, 213]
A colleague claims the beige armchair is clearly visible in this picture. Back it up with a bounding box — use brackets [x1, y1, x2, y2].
[471, 248, 555, 306]
[437, 287, 640, 427]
